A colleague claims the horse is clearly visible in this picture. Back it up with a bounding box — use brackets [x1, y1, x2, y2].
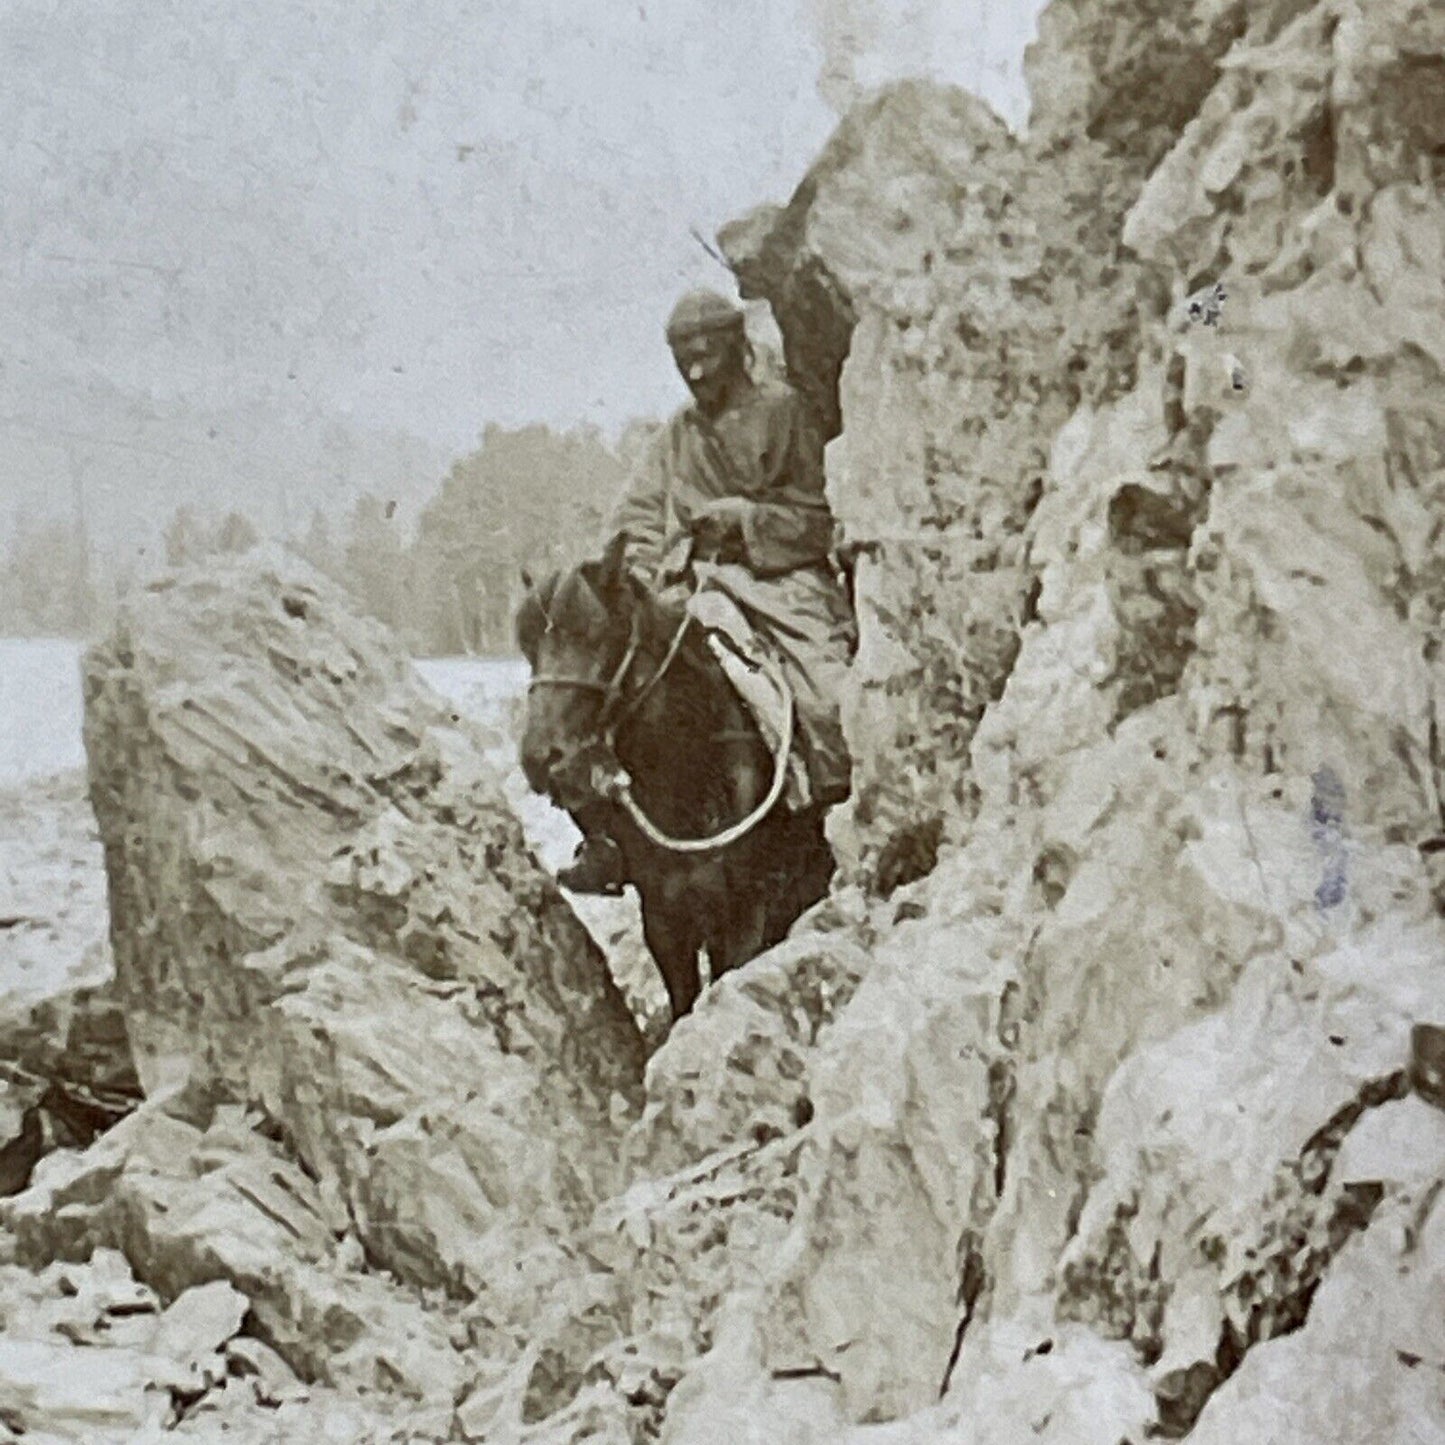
[515, 534, 836, 1023]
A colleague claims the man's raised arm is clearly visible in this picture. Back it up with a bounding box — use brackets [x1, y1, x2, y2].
[735, 390, 837, 578]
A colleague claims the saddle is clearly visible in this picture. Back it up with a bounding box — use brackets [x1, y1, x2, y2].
[684, 579, 813, 810]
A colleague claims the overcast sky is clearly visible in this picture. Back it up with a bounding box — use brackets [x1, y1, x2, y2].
[2, 0, 1044, 542]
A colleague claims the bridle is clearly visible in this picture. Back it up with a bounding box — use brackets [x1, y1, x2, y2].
[524, 582, 795, 853]
[526, 600, 688, 741]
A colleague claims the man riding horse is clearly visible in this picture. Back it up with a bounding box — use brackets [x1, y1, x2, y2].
[556, 287, 858, 895]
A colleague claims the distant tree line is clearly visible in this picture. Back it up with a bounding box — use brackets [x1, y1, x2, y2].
[294, 420, 657, 655]
[0, 518, 97, 638]
[1, 422, 657, 657]
[0, 507, 263, 638]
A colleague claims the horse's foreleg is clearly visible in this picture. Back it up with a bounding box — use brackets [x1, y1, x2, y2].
[758, 810, 835, 951]
[706, 893, 769, 983]
[642, 902, 703, 1022]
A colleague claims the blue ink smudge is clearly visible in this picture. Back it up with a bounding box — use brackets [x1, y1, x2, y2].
[1310, 766, 1348, 912]
[1315, 866, 1348, 911]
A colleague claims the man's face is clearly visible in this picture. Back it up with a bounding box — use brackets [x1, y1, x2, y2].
[669, 327, 742, 410]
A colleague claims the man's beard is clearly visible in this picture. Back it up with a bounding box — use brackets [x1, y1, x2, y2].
[684, 361, 744, 414]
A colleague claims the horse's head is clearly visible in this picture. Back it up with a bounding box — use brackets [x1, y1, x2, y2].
[515, 533, 640, 808]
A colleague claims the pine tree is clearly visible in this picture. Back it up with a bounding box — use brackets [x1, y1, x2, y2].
[163, 507, 211, 568]
[215, 511, 260, 554]
[343, 493, 405, 634]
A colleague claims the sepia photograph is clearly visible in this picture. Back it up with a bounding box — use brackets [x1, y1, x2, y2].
[2, 0, 1443, 1441]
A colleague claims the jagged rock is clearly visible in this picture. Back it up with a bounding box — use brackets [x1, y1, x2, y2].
[729, 78, 1153, 886]
[656, 1301, 848, 1445]
[148, 1280, 250, 1382]
[1, 1102, 469, 1403]
[624, 928, 871, 1178]
[79, 549, 645, 1314]
[1334, 1096, 1445, 1194]
[758, 860, 1026, 1421]
[973, 750, 1384, 1321]
[1058, 919, 1441, 1419]
[223, 1335, 305, 1406]
[0, 983, 142, 1197]
[1023, 0, 1260, 174]
[0, 1336, 170, 1440]
[1186, 1189, 1445, 1444]
[0, 1241, 442, 1443]
[645, 0, 1445, 1434]
[660, 1309, 1155, 1445]
[581, 1132, 810, 1438]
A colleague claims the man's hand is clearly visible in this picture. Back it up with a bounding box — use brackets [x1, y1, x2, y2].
[690, 496, 752, 542]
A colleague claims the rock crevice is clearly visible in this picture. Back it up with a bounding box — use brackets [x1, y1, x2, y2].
[6, 0, 1445, 1440]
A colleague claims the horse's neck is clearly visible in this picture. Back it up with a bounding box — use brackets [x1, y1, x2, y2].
[627, 604, 731, 751]
[616, 600, 762, 813]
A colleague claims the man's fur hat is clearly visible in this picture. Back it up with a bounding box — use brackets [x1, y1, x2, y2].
[666, 289, 745, 342]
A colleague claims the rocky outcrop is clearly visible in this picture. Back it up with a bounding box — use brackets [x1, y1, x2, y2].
[1056, 922, 1439, 1432]
[0, 1244, 451, 1442]
[721, 79, 1155, 891]
[755, 869, 1025, 1419]
[675, 0, 1445, 1437]
[81, 551, 644, 1292]
[2, 549, 654, 1438]
[0, 984, 140, 1197]
[5, 1100, 470, 1411]
[6, 0, 1445, 1440]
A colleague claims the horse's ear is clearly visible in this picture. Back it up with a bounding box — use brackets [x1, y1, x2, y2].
[514, 590, 541, 664]
[597, 532, 629, 590]
[520, 565, 535, 593]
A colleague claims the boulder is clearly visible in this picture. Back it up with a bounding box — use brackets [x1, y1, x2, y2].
[147, 1280, 250, 1382]
[0, 1243, 437, 1443]
[77, 548, 645, 1314]
[758, 874, 1023, 1420]
[0, 983, 142, 1197]
[1186, 1189, 1445, 1444]
[2, 1102, 470, 1402]
[1057, 919, 1442, 1425]
[651, 0, 1445, 1434]
[625, 927, 871, 1178]
[0, 1335, 170, 1440]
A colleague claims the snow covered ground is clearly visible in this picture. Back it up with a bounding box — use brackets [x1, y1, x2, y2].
[1, 641, 104, 1007]
[0, 640, 87, 788]
[413, 656, 530, 739]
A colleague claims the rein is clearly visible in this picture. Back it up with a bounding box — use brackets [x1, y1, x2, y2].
[611, 605, 693, 737]
[604, 669, 794, 854]
[527, 583, 794, 853]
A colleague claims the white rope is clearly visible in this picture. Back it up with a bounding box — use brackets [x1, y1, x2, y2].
[603, 663, 796, 854]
